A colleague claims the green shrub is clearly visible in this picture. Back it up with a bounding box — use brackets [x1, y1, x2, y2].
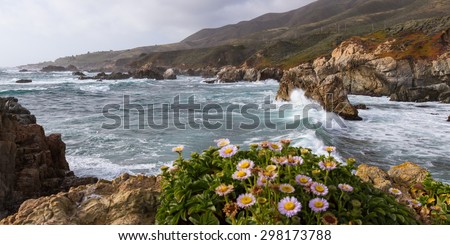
[156, 140, 420, 225]
[412, 175, 450, 224]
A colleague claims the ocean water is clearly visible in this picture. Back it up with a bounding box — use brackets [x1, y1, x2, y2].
[1, 68, 449, 182]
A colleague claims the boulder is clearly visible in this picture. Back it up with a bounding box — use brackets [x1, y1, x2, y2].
[0, 175, 161, 225]
[354, 104, 368, 110]
[356, 164, 392, 192]
[15, 79, 32, 84]
[65, 65, 79, 72]
[448, 115, 450, 122]
[243, 68, 259, 81]
[260, 68, 284, 81]
[163, 68, 177, 80]
[72, 71, 85, 77]
[18, 69, 28, 72]
[132, 68, 164, 80]
[387, 162, 428, 187]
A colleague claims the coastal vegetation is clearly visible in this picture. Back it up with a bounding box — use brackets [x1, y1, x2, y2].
[156, 140, 434, 225]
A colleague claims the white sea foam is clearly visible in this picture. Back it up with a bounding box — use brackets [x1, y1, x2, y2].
[79, 84, 110, 92]
[67, 155, 157, 180]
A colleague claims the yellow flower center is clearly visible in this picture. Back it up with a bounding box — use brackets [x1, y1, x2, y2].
[175, 147, 182, 151]
[315, 185, 325, 192]
[284, 202, 296, 211]
[325, 161, 334, 167]
[239, 161, 250, 168]
[314, 201, 324, 208]
[266, 165, 277, 171]
[241, 196, 253, 205]
[260, 178, 267, 184]
[326, 147, 334, 152]
[300, 178, 308, 183]
[281, 186, 293, 192]
[224, 148, 233, 154]
[237, 171, 247, 178]
[271, 144, 279, 149]
[219, 186, 228, 192]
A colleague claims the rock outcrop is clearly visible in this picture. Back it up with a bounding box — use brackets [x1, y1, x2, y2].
[0, 174, 161, 225]
[79, 72, 132, 80]
[41, 65, 79, 72]
[214, 66, 283, 83]
[276, 64, 361, 120]
[0, 97, 96, 219]
[356, 162, 429, 201]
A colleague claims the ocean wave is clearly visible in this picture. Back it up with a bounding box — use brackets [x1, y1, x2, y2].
[0, 87, 49, 95]
[67, 155, 157, 180]
[79, 84, 110, 93]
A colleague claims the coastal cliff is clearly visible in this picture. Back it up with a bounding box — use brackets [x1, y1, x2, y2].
[0, 97, 97, 219]
[277, 16, 450, 109]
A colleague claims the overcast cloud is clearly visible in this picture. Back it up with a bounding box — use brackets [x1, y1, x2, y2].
[0, 0, 315, 67]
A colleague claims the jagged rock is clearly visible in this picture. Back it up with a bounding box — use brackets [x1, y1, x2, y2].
[243, 68, 259, 81]
[260, 67, 284, 81]
[276, 64, 361, 120]
[356, 164, 392, 192]
[15, 79, 32, 84]
[163, 68, 177, 80]
[79, 72, 131, 80]
[41, 65, 67, 72]
[0, 175, 161, 225]
[217, 66, 244, 83]
[0, 97, 97, 219]
[132, 68, 164, 80]
[18, 69, 28, 72]
[447, 115, 450, 122]
[72, 71, 85, 77]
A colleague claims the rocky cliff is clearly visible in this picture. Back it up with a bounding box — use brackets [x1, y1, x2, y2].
[0, 97, 96, 219]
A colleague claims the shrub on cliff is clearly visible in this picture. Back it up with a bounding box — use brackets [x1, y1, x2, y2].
[156, 140, 419, 225]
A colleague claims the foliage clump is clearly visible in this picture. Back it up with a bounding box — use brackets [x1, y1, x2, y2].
[156, 140, 419, 225]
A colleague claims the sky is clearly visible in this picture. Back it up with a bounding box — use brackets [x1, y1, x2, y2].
[0, 0, 315, 67]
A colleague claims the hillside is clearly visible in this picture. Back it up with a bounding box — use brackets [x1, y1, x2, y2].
[23, 0, 450, 71]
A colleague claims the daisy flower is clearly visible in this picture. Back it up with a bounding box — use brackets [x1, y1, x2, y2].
[318, 160, 337, 171]
[309, 198, 329, 213]
[261, 171, 278, 180]
[324, 146, 336, 153]
[280, 139, 292, 146]
[172, 145, 184, 153]
[301, 148, 310, 155]
[408, 199, 422, 208]
[296, 175, 312, 186]
[259, 141, 270, 149]
[232, 169, 252, 180]
[266, 165, 277, 171]
[311, 182, 329, 196]
[236, 193, 256, 209]
[219, 144, 238, 158]
[215, 184, 234, 196]
[214, 138, 230, 148]
[271, 157, 287, 165]
[286, 156, 303, 166]
[237, 159, 254, 170]
[278, 197, 302, 217]
[389, 187, 402, 196]
[279, 184, 295, 194]
[257, 176, 269, 187]
[338, 183, 354, 192]
[269, 142, 283, 152]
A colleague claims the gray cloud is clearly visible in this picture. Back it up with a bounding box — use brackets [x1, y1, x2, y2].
[0, 0, 315, 67]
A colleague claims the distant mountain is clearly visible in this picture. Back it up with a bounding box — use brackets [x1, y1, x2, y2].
[182, 0, 450, 48]
[23, 0, 450, 71]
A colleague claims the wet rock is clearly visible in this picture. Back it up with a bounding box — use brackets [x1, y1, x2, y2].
[15, 79, 32, 84]
[217, 66, 244, 83]
[19, 69, 28, 72]
[260, 68, 284, 81]
[354, 104, 368, 110]
[72, 71, 85, 77]
[41, 65, 67, 72]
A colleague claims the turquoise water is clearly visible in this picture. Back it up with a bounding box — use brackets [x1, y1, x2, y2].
[1, 68, 449, 182]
